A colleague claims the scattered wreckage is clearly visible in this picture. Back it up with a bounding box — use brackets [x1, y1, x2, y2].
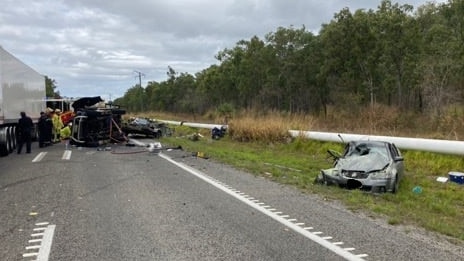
[121, 117, 172, 138]
[315, 140, 405, 193]
[211, 126, 227, 140]
[68, 97, 172, 147]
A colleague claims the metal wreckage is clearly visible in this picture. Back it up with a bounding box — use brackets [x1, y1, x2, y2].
[69, 97, 171, 147]
[69, 97, 127, 147]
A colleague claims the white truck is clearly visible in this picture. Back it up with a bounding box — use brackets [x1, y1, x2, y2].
[0, 46, 46, 156]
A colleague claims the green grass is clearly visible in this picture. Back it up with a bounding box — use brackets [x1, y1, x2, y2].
[161, 130, 464, 242]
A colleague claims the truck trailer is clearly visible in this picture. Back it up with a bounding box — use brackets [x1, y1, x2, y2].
[0, 46, 46, 156]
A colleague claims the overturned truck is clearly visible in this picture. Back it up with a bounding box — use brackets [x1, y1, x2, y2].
[70, 97, 127, 147]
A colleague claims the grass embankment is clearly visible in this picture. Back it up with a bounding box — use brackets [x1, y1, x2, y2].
[154, 106, 464, 242]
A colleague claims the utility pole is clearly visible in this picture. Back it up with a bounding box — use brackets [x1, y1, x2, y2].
[134, 70, 145, 111]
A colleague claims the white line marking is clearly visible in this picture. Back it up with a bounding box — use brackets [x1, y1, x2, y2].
[32, 152, 47, 162]
[313, 231, 323, 235]
[29, 239, 42, 243]
[288, 219, 297, 222]
[62, 150, 72, 160]
[26, 245, 41, 250]
[333, 242, 344, 245]
[322, 236, 333, 240]
[159, 153, 367, 261]
[31, 233, 44, 237]
[35, 222, 49, 226]
[304, 227, 313, 230]
[37, 224, 56, 261]
[295, 223, 305, 226]
[344, 248, 355, 251]
[33, 227, 46, 231]
[23, 252, 38, 257]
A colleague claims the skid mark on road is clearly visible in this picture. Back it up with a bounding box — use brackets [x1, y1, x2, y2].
[159, 153, 368, 261]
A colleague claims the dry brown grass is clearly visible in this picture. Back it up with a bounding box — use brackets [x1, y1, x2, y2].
[145, 104, 464, 142]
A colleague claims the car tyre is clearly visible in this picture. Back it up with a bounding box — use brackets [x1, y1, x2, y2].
[391, 174, 399, 193]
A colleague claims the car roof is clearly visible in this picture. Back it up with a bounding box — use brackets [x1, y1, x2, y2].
[350, 140, 391, 146]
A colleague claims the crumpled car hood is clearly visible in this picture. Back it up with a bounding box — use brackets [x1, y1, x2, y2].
[336, 153, 389, 173]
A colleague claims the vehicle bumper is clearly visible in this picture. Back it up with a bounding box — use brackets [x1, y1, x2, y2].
[321, 173, 393, 192]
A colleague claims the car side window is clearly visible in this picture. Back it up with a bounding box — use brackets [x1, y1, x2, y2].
[392, 143, 402, 157]
[388, 143, 400, 158]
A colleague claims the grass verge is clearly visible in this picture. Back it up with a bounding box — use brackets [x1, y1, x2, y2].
[161, 127, 464, 243]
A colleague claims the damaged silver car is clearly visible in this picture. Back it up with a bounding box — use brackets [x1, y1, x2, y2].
[315, 140, 404, 193]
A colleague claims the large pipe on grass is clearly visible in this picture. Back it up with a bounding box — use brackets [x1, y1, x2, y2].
[289, 130, 464, 156]
[156, 119, 464, 156]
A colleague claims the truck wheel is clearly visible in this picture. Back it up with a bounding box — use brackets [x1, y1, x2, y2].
[0, 127, 8, 156]
[6, 126, 13, 153]
[10, 126, 17, 151]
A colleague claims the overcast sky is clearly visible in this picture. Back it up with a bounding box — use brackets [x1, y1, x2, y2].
[0, 0, 445, 100]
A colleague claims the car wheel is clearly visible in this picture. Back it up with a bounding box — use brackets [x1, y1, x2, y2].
[391, 175, 399, 193]
[314, 173, 325, 185]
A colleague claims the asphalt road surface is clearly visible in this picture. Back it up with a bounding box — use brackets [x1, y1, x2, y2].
[0, 139, 463, 261]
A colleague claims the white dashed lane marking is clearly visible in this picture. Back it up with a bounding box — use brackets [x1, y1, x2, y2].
[62, 150, 72, 160]
[31, 150, 73, 162]
[32, 152, 47, 162]
[159, 152, 369, 261]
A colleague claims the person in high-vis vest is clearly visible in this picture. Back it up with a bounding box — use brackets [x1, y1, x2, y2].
[60, 122, 72, 140]
[52, 109, 64, 142]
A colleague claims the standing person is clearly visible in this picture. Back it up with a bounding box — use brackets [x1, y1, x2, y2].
[52, 109, 64, 143]
[44, 108, 54, 146]
[17, 111, 33, 154]
[38, 111, 47, 148]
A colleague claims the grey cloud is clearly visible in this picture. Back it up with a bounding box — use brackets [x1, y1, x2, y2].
[0, 0, 446, 99]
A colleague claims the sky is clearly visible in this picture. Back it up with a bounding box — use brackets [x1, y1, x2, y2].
[0, 0, 446, 101]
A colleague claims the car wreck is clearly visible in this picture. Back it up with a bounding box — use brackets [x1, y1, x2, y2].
[315, 140, 404, 193]
[121, 117, 172, 138]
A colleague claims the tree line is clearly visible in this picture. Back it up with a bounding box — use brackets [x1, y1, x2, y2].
[114, 0, 464, 118]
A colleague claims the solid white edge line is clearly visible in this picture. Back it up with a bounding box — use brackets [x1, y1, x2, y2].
[32, 152, 47, 162]
[37, 224, 55, 261]
[159, 153, 367, 261]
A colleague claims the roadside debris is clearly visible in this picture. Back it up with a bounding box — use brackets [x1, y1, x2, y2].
[448, 171, 464, 185]
[188, 133, 203, 141]
[412, 186, 423, 194]
[212, 126, 227, 140]
[193, 151, 208, 159]
[147, 142, 162, 153]
[436, 177, 449, 183]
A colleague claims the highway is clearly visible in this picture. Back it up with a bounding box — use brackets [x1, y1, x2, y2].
[0, 140, 463, 261]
